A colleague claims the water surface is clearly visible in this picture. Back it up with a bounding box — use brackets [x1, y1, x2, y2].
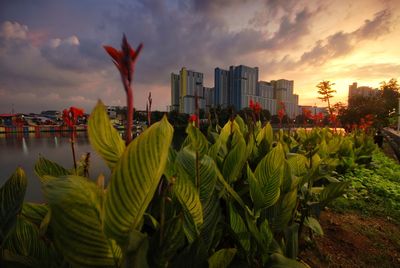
[0, 132, 110, 202]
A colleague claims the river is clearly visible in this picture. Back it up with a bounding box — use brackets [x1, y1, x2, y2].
[0, 129, 187, 202]
[0, 132, 110, 202]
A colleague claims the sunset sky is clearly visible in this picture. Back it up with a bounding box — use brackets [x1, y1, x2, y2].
[0, 0, 399, 113]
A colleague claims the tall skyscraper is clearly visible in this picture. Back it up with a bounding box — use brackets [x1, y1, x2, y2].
[172, 65, 301, 118]
[229, 65, 259, 110]
[170, 67, 207, 114]
[271, 79, 299, 116]
[257, 81, 277, 114]
[171, 73, 180, 112]
[214, 68, 230, 107]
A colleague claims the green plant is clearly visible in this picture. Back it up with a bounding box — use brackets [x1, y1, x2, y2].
[1, 36, 361, 268]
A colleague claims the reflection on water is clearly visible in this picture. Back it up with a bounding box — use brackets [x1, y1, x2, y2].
[0, 131, 110, 202]
[22, 137, 29, 155]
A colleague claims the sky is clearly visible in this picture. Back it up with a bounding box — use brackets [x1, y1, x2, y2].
[0, 0, 399, 113]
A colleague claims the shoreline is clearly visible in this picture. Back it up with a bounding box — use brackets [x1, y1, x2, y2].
[0, 125, 88, 134]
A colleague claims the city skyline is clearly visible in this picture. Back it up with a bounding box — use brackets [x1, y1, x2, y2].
[1, 0, 399, 114]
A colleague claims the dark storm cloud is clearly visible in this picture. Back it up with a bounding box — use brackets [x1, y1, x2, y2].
[299, 9, 392, 66]
[264, 8, 316, 50]
[191, 0, 247, 12]
[339, 63, 400, 79]
[101, 0, 318, 85]
[41, 37, 108, 71]
[0, 0, 397, 113]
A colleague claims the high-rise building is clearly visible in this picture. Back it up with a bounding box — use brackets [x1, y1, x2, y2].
[171, 67, 209, 114]
[229, 65, 259, 110]
[214, 68, 230, 108]
[172, 65, 301, 118]
[171, 73, 180, 112]
[256, 81, 277, 113]
[271, 79, 299, 117]
[204, 87, 215, 112]
[348, 82, 378, 103]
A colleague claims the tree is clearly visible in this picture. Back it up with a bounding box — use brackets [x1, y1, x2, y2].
[316, 81, 336, 115]
[380, 78, 400, 117]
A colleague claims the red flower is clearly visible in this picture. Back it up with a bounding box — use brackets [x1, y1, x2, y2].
[328, 114, 337, 123]
[278, 109, 285, 121]
[63, 107, 84, 127]
[302, 108, 312, 119]
[103, 35, 143, 85]
[254, 102, 261, 114]
[249, 99, 255, 109]
[189, 114, 197, 123]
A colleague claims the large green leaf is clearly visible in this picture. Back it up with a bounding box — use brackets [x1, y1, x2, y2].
[198, 156, 218, 203]
[287, 154, 308, 177]
[150, 216, 185, 267]
[173, 170, 203, 242]
[21, 203, 48, 226]
[247, 165, 266, 210]
[164, 147, 178, 180]
[200, 193, 221, 251]
[235, 115, 247, 135]
[0, 168, 27, 245]
[186, 124, 209, 157]
[256, 122, 273, 156]
[222, 132, 247, 184]
[216, 170, 246, 209]
[43, 175, 119, 267]
[34, 157, 70, 183]
[175, 148, 218, 203]
[219, 120, 241, 145]
[104, 116, 173, 246]
[125, 229, 149, 268]
[2, 216, 54, 267]
[229, 203, 250, 252]
[265, 188, 297, 232]
[208, 248, 237, 268]
[253, 143, 285, 209]
[319, 181, 351, 205]
[88, 100, 126, 170]
[283, 223, 299, 259]
[304, 217, 323, 236]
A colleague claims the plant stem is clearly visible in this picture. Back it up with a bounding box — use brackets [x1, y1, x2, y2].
[122, 76, 133, 145]
[71, 129, 77, 172]
[195, 151, 200, 190]
[159, 180, 166, 246]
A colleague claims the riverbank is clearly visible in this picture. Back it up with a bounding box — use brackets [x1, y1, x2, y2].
[0, 125, 87, 134]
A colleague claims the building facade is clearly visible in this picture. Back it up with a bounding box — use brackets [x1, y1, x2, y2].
[214, 68, 230, 108]
[171, 67, 207, 114]
[171, 65, 301, 117]
[271, 79, 299, 117]
[348, 82, 378, 103]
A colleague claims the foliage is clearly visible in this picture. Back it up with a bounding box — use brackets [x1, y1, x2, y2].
[0, 107, 370, 267]
[0, 37, 378, 268]
[339, 78, 400, 128]
[331, 149, 400, 223]
[316, 81, 336, 115]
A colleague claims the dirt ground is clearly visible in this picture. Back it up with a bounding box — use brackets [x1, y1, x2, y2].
[299, 210, 400, 268]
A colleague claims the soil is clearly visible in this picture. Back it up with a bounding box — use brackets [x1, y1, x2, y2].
[299, 210, 400, 268]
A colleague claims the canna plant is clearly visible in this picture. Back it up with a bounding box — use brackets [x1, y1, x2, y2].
[0, 35, 364, 268]
[62, 106, 84, 172]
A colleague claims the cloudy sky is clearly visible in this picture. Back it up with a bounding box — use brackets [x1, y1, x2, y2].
[0, 0, 399, 113]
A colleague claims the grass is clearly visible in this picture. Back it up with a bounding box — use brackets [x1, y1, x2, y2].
[331, 148, 400, 223]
